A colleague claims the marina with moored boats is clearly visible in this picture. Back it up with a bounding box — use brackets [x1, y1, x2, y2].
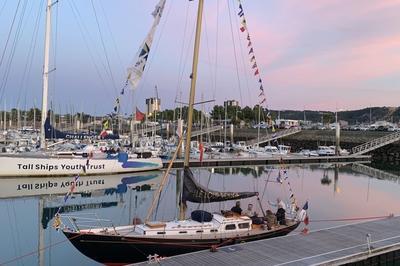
[1, 0, 399, 265]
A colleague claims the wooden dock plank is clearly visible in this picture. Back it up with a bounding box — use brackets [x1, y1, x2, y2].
[136, 216, 400, 265]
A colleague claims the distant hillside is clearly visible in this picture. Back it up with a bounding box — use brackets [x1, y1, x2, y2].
[268, 107, 400, 124]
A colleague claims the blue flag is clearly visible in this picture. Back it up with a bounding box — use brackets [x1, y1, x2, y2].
[302, 201, 309, 210]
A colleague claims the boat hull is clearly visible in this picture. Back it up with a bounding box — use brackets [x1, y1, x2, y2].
[63, 222, 300, 265]
[0, 155, 162, 177]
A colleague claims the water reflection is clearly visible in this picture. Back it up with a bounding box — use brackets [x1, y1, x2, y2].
[1, 163, 400, 265]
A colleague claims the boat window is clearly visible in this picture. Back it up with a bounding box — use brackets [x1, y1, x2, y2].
[210, 229, 218, 233]
[225, 224, 236, 230]
[157, 232, 166, 235]
[238, 223, 250, 229]
[196, 230, 204, 233]
[179, 231, 187, 234]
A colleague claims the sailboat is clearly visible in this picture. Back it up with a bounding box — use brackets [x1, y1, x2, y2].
[0, 0, 163, 177]
[61, 1, 304, 264]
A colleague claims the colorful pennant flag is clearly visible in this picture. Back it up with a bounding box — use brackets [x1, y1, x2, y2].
[254, 69, 259, 75]
[249, 48, 254, 54]
[113, 98, 120, 113]
[238, 4, 244, 17]
[136, 107, 145, 121]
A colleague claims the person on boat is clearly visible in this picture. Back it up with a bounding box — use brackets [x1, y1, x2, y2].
[242, 203, 254, 217]
[265, 209, 277, 229]
[231, 201, 242, 215]
[276, 199, 286, 225]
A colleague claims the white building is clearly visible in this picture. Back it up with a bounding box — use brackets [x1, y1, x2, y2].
[145, 98, 161, 117]
[275, 119, 300, 129]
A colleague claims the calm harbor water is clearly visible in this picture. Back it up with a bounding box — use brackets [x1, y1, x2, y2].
[1, 163, 400, 265]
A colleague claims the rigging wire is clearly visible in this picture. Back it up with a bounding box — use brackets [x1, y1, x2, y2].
[226, 0, 243, 106]
[99, 0, 124, 74]
[0, 0, 9, 18]
[174, 1, 190, 107]
[212, 0, 219, 103]
[15, 0, 44, 108]
[90, 0, 118, 95]
[137, 0, 174, 106]
[68, 0, 111, 100]
[0, 0, 21, 70]
[232, 0, 252, 108]
[202, 5, 216, 100]
[49, 0, 59, 112]
[0, 0, 23, 102]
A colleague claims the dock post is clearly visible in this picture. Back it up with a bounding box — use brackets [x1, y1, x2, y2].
[230, 124, 234, 145]
[335, 122, 341, 155]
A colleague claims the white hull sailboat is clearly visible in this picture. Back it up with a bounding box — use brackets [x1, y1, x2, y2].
[0, 0, 164, 177]
[0, 153, 162, 177]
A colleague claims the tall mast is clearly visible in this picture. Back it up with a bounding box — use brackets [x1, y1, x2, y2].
[184, 0, 204, 167]
[40, 0, 53, 149]
[179, 0, 204, 220]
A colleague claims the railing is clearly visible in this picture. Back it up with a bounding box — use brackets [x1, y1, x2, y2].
[60, 213, 117, 233]
[352, 163, 400, 182]
[351, 132, 400, 155]
[246, 127, 301, 146]
[190, 125, 223, 138]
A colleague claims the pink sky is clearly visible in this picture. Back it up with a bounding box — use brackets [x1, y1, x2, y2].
[0, 0, 399, 113]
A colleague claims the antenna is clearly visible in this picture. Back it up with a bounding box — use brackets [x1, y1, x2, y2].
[155, 85, 159, 99]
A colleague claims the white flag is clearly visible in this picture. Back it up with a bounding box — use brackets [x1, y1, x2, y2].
[127, 0, 166, 90]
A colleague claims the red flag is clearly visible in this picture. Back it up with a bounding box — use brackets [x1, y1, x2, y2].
[199, 142, 204, 163]
[301, 227, 309, 235]
[254, 69, 259, 75]
[240, 26, 245, 32]
[136, 107, 145, 121]
[304, 215, 309, 225]
[100, 130, 108, 138]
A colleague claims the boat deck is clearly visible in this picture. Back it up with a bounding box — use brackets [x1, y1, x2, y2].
[136, 216, 400, 265]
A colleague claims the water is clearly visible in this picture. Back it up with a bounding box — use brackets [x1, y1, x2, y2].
[0, 164, 399, 265]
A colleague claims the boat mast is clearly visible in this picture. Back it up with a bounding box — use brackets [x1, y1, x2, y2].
[180, 0, 204, 220]
[40, 0, 53, 149]
[183, 0, 204, 167]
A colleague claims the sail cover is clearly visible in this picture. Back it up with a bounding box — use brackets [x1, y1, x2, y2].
[182, 167, 257, 203]
[126, 0, 166, 90]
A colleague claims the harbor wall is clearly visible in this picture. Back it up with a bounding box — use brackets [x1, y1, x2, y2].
[209, 129, 400, 162]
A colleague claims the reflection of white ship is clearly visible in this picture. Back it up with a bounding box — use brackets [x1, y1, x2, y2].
[0, 171, 162, 199]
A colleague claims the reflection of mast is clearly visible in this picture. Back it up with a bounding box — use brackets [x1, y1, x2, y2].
[180, 0, 204, 220]
[334, 164, 339, 194]
[38, 197, 45, 266]
[176, 169, 182, 218]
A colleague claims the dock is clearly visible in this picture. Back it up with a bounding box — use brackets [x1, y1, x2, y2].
[138, 216, 400, 265]
[162, 155, 371, 169]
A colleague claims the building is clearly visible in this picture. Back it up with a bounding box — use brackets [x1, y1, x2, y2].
[275, 119, 300, 129]
[145, 97, 161, 117]
[224, 100, 239, 107]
